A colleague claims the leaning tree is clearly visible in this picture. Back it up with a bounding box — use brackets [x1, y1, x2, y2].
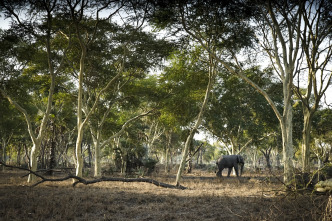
[0, 0, 71, 182]
[150, 0, 326, 185]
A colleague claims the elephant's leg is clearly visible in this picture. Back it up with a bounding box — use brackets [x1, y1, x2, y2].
[234, 165, 239, 177]
[227, 167, 232, 177]
[216, 166, 223, 177]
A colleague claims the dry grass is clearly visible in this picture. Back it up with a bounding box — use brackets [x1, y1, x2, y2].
[0, 168, 330, 221]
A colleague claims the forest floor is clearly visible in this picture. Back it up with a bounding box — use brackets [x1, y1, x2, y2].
[0, 167, 331, 221]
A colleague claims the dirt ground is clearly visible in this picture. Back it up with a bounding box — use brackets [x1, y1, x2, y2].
[0, 168, 331, 221]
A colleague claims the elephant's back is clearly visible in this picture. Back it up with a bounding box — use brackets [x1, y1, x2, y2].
[217, 155, 236, 164]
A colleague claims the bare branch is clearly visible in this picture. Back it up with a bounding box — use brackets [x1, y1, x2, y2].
[100, 109, 155, 148]
[0, 161, 186, 190]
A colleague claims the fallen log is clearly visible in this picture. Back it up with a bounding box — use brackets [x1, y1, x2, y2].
[0, 161, 186, 190]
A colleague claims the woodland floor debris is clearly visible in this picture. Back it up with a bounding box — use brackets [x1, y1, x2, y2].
[0, 169, 330, 221]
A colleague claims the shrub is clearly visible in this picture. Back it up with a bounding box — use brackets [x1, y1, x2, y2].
[143, 158, 158, 175]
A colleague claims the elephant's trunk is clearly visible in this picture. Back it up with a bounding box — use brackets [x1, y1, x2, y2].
[240, 163, 244, 176]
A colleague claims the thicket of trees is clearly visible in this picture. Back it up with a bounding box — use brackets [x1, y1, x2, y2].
[0, 0, 331, 186]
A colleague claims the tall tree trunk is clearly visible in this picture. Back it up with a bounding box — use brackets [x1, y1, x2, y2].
[253, 151, 257, 170]
[296, 1, 332, 173]
[302, 109, 312, 173]
[165, 131, 171, 173]
[0, 86, 54, 183]
[75, 128, 84, 178]
[281, 99, 294, 184]
[74, 37, 87, 178]
[175, 131, 195, 186]
[186, 151, 192, 173]
[90, 111, 152, 177]
[93, 136, 101, 177]
[17, 143, 22, 166]
[49, 140, 56, 175]
[48, 121, 56, 175]
[28, 8, 58, 182]
[261, 147, 272, 170]
[28, 141, 40, 182]
[87, 144, 92, 168]
[175, 59, 216, 186]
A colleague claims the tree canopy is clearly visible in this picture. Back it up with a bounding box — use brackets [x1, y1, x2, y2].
[0, 0, 331, 187]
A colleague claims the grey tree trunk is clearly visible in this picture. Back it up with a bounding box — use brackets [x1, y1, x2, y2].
[175, 59, 216, 186]
[75, 45, 86, 178]
[93, 136, 101, 177]
[281, 100, 294, 184]
[302, 109, 312, 173]
[165, 131, 172, 173]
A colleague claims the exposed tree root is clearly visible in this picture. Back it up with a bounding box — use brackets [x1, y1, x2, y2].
[0, 161, 187, 190]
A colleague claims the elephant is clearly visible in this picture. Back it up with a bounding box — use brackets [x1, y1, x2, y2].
[216, 155, 244, 177]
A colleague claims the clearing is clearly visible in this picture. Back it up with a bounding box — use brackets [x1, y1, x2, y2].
[0, 168, 330, 220]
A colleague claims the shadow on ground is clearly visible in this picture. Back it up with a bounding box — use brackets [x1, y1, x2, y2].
[0, 170, 330, 221]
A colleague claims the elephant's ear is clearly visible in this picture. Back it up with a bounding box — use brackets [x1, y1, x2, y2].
[237, 155, 242, 163]
[237, 155, 244, 164]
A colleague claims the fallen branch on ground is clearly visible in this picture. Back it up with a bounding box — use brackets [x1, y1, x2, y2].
[0, 161, 186, 190]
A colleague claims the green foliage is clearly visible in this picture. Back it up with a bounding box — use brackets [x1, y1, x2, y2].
[142, 157, 158, 175]
[205, 66, 281, 153]
[200, 142, 219, 163]
[1, 0, 331, 175]
[157, 49, 208, 127]
[312, 108, 332, 141]
[150, 0, 256, 52]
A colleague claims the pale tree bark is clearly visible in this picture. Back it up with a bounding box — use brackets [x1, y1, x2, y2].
[165, 134, 170, 173]
[90, 126, 101, 177]
[179, 0, 302, 184]
[302, 109, 312, 172]
[175, 55, 217, 186]
[0, 2, 70, 182]
[218, 126, 257, 155]
[68, 1, 123, 178]
[146, 121, 165, 156]
[294, 0, 332, 173]
[75, 43, 86, 177]
[164, 129, 175, 173]
[229, 137, 237, 155]
[0, 65, 55, 182]
[67, 0, 154, 178]
[86, 79, 124, 177]
[217, 138, 232, 155]
[88, 106, 111, 177]
[90, 110, 153, 177]
[0, 86, 53, 182]
[257, 1, 299, 183]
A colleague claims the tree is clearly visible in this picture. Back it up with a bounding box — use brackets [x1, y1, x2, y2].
[60, 0, 173, 178]
[153, 0, 309, 184]
[312, 108, 332, 163]
[157, 46, 218, 186]
[0, 0, 70, 182]
[0, 96, 26, 169]
[205, 67, 282, 155]
[85, 29, 172, 177]
[151, 0, 292, 184]
[292, 0, 332, 172]
[61, 0, 131, 178]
